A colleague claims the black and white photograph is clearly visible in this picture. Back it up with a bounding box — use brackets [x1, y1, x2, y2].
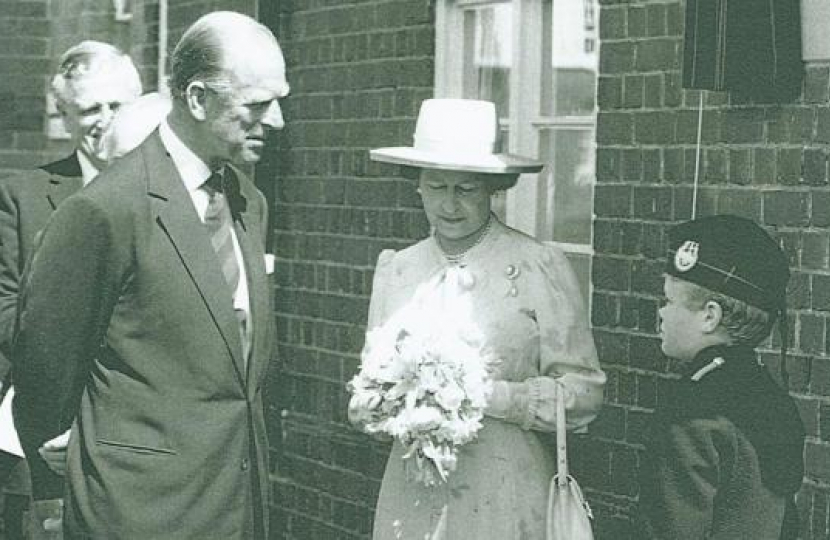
[0, 0, 822, 539]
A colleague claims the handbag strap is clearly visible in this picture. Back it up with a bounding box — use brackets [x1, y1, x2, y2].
[555, 381, 568, 483]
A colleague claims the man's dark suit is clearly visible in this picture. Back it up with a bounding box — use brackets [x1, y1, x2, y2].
[0, 155, 83, 499]
[12, 132, 274, 539]
[0, 155, 83, 379]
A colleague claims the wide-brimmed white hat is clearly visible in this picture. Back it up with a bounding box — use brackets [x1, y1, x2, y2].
[370, 99, 543, 174]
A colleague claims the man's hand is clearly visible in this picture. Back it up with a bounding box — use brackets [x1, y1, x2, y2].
[28, 498, 63, 540]
[38, 430, 70, 475]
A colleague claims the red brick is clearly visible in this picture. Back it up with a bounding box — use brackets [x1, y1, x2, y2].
[813, 191, 830, 227]
[634, 111, 675, 144]
[728, 148, 752, 185]
[805, 65, 830, 104]
[764, 190, 811, 227]
[645, 3, 667, 37]
[596, 147, 621, 182]
[593, 256, 631, 292]
[633, 186, 672, 221]
[595, 184, 632, 217]
[622, 75, 643, 109]
[715, 188, 762, 219]
[812, 357, 830, 395]
[724, 108, 766, 144]
[816, 108, 830, 144]
[803, 148, 828, 186]
[802, 232, 830, 271]
[806, 442, 830, 483]
[664, 72, 683, 107]
[600, 41, 635, 74]
[635, 38, 679, 71]
[627, 5, 646, 38]
[621, 148, 643, 181]
[600, 6, 625, 40]
[643, 73, 661, 108]
[703, 148, 727, 183]
[776, 147, 804, 185]
[814, 275, 830, 313]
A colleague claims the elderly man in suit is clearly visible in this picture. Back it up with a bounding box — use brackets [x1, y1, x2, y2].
[0, 41, 141, 539]
[12, 11, 286, 539]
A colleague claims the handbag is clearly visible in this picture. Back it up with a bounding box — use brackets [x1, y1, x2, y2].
[546, 383, 595, 540]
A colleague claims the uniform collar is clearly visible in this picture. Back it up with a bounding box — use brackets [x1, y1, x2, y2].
[681, 345, 759, 382]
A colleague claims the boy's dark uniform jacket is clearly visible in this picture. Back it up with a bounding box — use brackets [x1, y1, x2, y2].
[12, 132, 275, 539]
[638, 346, 805, 540]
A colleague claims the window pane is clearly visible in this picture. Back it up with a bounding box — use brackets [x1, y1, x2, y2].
[462, 4, 512, 116]
[539, 127, 595, 244]
[541, 0, 599, 116]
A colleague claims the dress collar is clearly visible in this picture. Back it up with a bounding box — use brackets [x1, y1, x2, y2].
[428, 213, 503, 268]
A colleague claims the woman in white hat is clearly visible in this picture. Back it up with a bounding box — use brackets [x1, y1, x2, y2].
[355, 99, 606, 539]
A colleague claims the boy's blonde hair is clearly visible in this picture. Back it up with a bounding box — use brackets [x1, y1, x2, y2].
[679, 279, 775, 347]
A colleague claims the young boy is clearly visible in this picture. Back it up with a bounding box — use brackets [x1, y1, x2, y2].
[637, 215, 805, 540]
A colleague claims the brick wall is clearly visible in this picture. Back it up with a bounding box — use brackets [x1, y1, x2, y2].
[166, 0, 257, 51]
[264, 1, 435, 537]
[589, 1, 829, 538]
[0, 0, 53, 175]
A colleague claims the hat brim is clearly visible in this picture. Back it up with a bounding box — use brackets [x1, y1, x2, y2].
[370, 147, 544, 174]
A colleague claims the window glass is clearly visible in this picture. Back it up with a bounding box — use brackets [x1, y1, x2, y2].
[538, 127, 595, 244]
[462, 4, 512, 116]
[541, 0, 598, 117]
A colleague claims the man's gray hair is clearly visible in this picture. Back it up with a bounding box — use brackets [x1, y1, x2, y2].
[169, 11, 281, 100]
[51, 41, 142, 106]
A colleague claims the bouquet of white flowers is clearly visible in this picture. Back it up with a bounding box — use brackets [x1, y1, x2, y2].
[348, 269, 495, 485]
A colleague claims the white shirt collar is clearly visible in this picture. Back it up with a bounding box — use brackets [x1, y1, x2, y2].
[158, 120, 212, 193]
[76, 150, 99, 185]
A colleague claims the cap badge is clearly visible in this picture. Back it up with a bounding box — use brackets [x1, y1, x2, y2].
[674, 240, 699, 272]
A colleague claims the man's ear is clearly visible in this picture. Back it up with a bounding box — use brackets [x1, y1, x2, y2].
[184, 81, 208, 121]
[701, 300, 724, 334]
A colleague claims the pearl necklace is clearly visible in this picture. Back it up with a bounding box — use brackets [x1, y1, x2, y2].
[441, 216, 493, 266]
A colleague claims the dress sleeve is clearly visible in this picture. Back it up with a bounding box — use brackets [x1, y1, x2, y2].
[350, 249, 395, 437]
[367, 249, 395, 329]
[486, 244, 605, 432]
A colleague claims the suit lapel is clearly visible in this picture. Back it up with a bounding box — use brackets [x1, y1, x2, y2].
[141, 133, 248, 386]
[226, 168, 270, 391]
[45, 154, 83, 210]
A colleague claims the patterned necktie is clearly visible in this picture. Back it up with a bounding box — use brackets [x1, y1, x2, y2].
[204, 171, 251, 364]
[203, 171, 240, 296]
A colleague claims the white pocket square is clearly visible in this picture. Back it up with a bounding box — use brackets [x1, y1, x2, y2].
[264, 254, 275, 275]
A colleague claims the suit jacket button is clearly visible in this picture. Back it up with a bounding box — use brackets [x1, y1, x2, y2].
[241, 458, 249, 471]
